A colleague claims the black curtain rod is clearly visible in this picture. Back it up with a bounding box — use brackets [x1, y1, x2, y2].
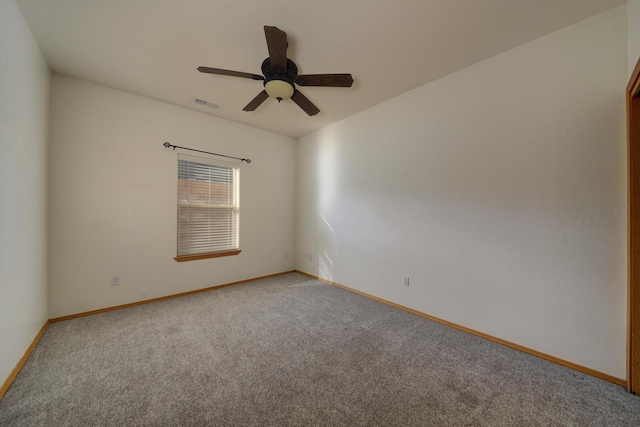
[163, 142, 251, 163]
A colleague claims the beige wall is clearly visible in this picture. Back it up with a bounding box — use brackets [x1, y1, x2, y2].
[0, 0, 50, 386]
[630, 0, 640, 76]
[296, 6, 628, 378]
[48, 75, 296, 318]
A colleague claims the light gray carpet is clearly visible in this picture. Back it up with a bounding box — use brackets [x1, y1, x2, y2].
[1, 272, 639, 426]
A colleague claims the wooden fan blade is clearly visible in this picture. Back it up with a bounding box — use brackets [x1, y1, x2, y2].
[291, 90, 320, 116]
[295, 74, 354, 87]
[264, 26, 288, 73]
[243, 90, 270, 111]
[198, 66, 264, 80]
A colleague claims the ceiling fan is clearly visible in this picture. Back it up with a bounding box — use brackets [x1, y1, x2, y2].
[197, 26, 354, 116]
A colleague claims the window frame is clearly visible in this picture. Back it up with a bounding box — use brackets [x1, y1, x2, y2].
[174, 154, 241, 262]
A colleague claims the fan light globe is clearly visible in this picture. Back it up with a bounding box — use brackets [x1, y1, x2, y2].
[265, 79, 294, 101]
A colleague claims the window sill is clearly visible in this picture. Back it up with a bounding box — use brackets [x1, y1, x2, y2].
[174, 250, 241, 262]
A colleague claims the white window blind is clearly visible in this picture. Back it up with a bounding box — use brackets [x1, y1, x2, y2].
[177, 155, 239, 257]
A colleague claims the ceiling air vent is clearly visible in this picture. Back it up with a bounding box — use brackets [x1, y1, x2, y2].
[193, 98, 219, 109]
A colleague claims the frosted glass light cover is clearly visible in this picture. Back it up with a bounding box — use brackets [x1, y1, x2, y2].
[265, 80, 294, 100]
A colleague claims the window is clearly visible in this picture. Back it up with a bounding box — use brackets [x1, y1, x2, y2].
[175, 154, 240, 261]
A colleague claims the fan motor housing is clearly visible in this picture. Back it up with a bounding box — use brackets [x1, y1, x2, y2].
[261, 57, 298, 79]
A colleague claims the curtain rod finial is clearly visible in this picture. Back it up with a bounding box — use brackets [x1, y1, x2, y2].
[163, 142, 171, 148]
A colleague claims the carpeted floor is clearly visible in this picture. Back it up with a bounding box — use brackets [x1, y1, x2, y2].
[1, 272, 639, 426]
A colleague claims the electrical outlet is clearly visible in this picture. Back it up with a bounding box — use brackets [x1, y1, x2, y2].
[306, 254, 312, 262]
[284, 253, 289, 259]
[403, 276, 410, 287]
[111, 275, 120, 286]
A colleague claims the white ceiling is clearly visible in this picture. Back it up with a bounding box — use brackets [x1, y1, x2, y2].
[16, 0, 627, 138]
